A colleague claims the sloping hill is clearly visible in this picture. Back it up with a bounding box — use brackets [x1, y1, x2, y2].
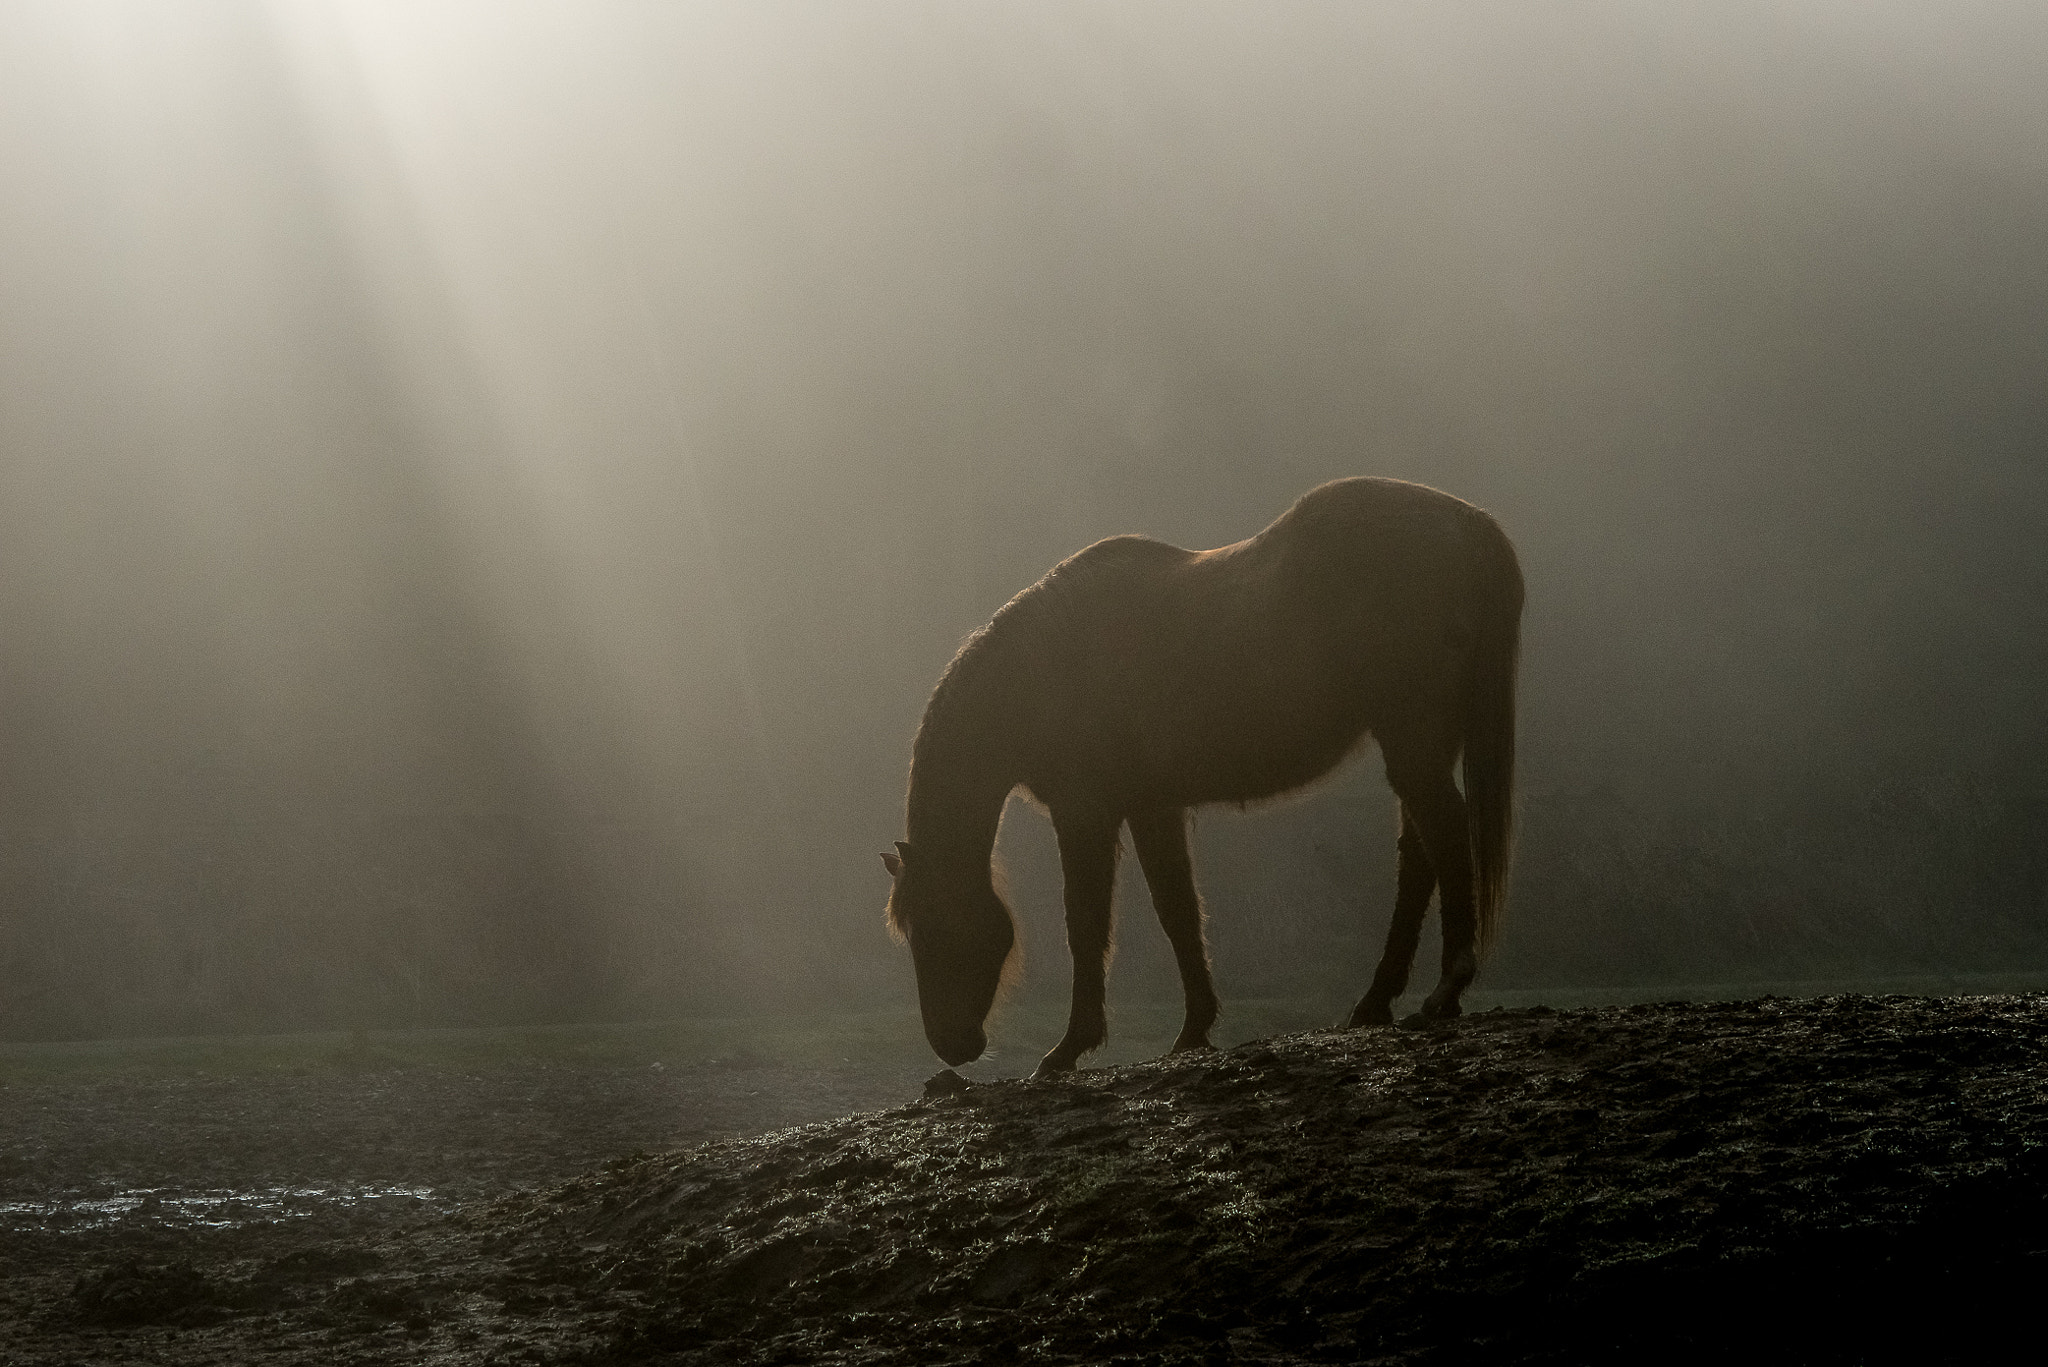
[13, 994, 2048, 1365]
[491, 994, 2048, 1364]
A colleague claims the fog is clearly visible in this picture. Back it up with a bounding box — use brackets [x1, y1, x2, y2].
[1, 2, 2044, 1041]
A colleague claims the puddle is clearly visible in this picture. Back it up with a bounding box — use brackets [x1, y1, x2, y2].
[0, 1183, 440, 1231]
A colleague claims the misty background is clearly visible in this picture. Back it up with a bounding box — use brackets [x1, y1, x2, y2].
[1, 2, 2043, 1042]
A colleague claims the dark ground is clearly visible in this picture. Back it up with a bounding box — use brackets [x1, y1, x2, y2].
[4, 994, 2046, 1364]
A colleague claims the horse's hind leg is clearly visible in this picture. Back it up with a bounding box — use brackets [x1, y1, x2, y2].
[1347, 806, 1436, 1028]
[1035, 808, 1122, 1077]
[1129, 807, 1218, 1053]
[1380, 732, 1478, 1022]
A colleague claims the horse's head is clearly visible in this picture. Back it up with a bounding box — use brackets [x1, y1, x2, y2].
[882, 841, 1016, 1066]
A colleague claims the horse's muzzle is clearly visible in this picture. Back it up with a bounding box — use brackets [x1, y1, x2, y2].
[927, 1024, 986, 1067]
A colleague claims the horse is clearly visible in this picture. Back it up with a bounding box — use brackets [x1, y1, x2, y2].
[881, 476, 1523, 1075]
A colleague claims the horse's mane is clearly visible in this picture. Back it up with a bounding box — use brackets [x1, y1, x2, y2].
[886, 615, 1016, 940]
[912, 536, 1171, 762]
[892, 548, 1147, 936]
[907, 619, 1007, 787]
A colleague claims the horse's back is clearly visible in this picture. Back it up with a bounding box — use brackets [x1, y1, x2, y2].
[1006, 479, 1517, 809]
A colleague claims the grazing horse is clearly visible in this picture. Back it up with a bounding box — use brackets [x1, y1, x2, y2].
[881, 477, 1523, 1074]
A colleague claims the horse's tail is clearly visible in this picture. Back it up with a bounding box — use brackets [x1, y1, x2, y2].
[1463, 518, 1523, 953]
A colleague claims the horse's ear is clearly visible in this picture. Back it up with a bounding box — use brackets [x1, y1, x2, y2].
[895, 840, 914, 861]
[880, 851, 903, 879]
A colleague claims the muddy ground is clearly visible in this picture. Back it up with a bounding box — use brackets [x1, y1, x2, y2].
[4, 994, 2046, 1365]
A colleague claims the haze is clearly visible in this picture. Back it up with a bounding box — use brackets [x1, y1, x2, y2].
[2, 2, 2043, 1042]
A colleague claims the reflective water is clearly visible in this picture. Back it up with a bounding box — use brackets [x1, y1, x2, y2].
[0, 1184, 439, 1230]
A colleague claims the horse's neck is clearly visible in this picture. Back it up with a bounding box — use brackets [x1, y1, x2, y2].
[905, 722, 1013, 883]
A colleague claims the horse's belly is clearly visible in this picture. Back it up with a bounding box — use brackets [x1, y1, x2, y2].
[1136, 697, 1368, 808]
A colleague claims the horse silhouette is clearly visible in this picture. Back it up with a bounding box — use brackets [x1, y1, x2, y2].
[882, 477, 1523, 1073]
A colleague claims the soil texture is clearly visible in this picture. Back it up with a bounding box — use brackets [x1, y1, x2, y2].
[5, 994, 2046, 1364]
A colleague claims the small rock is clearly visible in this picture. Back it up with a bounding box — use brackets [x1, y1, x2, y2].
[923, 1069, 971, 1099]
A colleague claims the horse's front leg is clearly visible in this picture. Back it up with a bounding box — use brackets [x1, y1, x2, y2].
[1035, 809, 1122, 1076]
[1129, 806, 1218, 1053]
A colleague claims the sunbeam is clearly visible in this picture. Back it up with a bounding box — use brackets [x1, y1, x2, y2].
[2, 1, 2044, 1042]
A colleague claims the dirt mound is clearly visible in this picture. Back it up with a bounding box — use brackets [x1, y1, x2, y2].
[7, 994, 2047, 1364]
[493, 994, 2048, 1364]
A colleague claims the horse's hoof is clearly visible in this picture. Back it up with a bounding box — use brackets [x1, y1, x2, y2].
[1346, 1003, 1395, 1029]
[1397, 1011, 1455, 1030]
[1032, 1056, 1077, 1079]
[1168, 1037, 1215, 1055]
